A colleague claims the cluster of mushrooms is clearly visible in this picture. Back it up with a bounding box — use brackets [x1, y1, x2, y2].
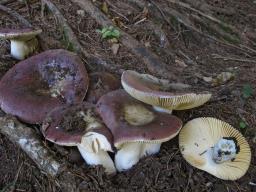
[0, 28, 251, 180]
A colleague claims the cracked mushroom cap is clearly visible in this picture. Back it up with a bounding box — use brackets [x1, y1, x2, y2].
[96, 89, 183, 148]
[179, 117, 251, 180]
[42, 102, 113, 150]
[0, 49, 89, 124]
[0, 28, 42, 40]
[121, 70, 211, 110]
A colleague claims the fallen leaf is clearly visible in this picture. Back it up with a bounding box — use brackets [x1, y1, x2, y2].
[111, 43, 120, 55]
[203, 76, 213, 83]
[101, 2, 108, 14]
[212, 72, 234, 86]
[175, 59, 188, 68]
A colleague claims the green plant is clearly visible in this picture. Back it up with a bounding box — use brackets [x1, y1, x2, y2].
[242, 84, 253, 99]
[96, 26, 120, 40]
[239, 121, 246, 129]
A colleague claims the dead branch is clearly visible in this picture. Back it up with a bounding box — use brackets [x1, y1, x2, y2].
[71, 0, 178, 80]
[0, 115, 78, 191]
[0, 116, 62, 177]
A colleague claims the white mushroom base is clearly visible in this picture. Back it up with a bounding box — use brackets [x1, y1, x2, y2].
[11, 38, 38, 60]
[115, 142, 161, 172]
[78, 145, 116, 174]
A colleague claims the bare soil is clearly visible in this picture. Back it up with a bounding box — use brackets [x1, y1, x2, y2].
[0, 0, 255, 191]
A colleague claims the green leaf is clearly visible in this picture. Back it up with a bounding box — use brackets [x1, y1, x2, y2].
[242, 84, 253, 99]
[239, 121, 246, 129]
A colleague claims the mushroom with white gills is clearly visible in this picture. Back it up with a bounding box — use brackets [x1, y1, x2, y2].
[0, 28, 42, 60]
[96, 89, 183, 172]
[0, 49, 89, 124]
[121, 70, 212, 114]
[179, 117, 251, 180]
[41, 102, 116, 174]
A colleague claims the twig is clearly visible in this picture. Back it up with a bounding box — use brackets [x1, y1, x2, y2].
[71, 0, 178, 80]
[211, 54, 256, 63]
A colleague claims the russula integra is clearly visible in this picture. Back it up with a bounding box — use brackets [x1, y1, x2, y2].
[0, 28, 42, 60]
[97, 89, 182, 172]
[0, 49, 89, 124]
[86, 72, 120, 104]
[179, 117, 251, 180]
[121, 70, 211, 113]
[42, 102, 116, 174]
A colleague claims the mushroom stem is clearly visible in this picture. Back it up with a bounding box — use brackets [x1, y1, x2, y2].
[77, 145, 116, 174]
[141, 143, 161, 157]
[115, 142, 142, 172]
[10, 38, 38, 60]
[211, 137, 239, 164]
[153, 106, 173, 114]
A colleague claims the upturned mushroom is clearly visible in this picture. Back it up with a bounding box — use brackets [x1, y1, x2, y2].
[0, 28, 42, 60]
[0, 49, 89, 124]
[97, 89, 182, 172]
[121, 70, 211, 113]
[179, 117, 251, 180]
[42, 102, 116, 174]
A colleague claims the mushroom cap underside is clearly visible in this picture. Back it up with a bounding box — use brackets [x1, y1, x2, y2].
[179, 117, 251, 180]
[121, 70, 211, 110]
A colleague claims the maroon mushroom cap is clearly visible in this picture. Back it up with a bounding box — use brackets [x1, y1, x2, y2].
[42, 102, 113, 146]
[96, 89, 183, 147]
[0, 49, 89, 124]
[0, 28, 42, 40]
[86, 72, 121, 104]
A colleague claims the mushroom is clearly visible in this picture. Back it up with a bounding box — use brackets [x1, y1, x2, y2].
[96, 89, 182, 172]
[121, 70, 211, 113]
[86, 71, 121, 104]
[0, 28, 42, 60]
[0, 49, 89, 124]
[179, 117, 251, 180]
[42, 102, 116, 174]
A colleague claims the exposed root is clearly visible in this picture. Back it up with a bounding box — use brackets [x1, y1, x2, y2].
[0, 4, 32, 27]
[41, 0, 119, 72]
[129, 0, 256, 55]
[71, 0, 178, 80]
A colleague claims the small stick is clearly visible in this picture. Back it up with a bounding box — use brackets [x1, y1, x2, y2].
[212, 54, 256, 63]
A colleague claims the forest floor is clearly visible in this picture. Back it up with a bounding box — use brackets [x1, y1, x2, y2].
[0, 0, 255, 191]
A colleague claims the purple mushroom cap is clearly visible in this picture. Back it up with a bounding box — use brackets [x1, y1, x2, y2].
[96, 89, 183, 147]
[0, 49, 89, 124]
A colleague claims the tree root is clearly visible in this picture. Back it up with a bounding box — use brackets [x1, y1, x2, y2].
[41, 0, 120, 72]
[0, 3, 32, 27]
[71, 0, 178, 80]
[130, 0, 256, 55]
